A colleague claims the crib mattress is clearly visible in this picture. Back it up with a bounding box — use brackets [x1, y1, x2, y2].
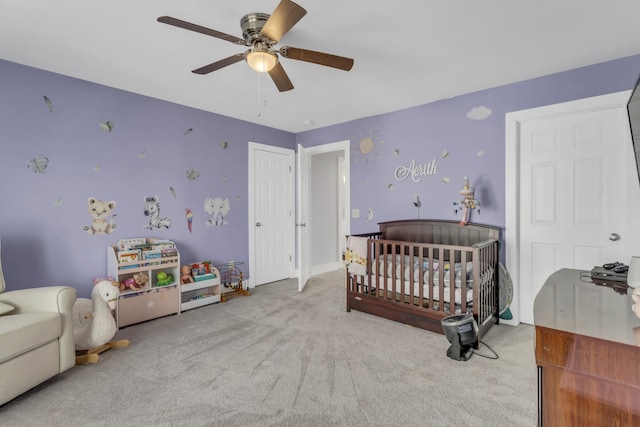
[363, 275, 474, 305]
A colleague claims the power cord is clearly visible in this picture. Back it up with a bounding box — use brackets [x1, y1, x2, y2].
[579, 270, 593, 283]
[472, 340, 499, 360]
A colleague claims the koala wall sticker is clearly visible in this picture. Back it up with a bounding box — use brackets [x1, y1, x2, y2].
[83, 197, 117, 235]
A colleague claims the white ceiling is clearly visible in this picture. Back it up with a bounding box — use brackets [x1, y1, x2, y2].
[2, 0, 640, 133]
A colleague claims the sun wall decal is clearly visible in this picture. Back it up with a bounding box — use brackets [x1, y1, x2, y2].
[351, 126, 383, 165]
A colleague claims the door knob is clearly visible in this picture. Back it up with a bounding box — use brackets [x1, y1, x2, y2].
[609, 233, 621, 241]
[256, 222, 262, 227]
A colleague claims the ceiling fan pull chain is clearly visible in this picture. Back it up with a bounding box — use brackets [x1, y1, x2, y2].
[257, 71, 261, 103]
[256, 73, 268, 117]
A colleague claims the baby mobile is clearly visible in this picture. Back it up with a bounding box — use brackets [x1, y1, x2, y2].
[453, 177, 480, 226]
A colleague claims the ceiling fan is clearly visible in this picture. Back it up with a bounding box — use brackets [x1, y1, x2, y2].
[157, 0, 354, 92]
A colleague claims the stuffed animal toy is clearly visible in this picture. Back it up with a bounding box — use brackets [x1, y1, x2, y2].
[73, 278, 129, 364]
[181, 265, 194, 285]
[119, 272, 149, 291]
[120, 277, 140, 291]
[156, 271, 174, 286]
[631, 287, 640, 319]
[133, 271, 149, 288]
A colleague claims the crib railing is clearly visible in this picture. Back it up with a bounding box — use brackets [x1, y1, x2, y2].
[346, 234, 499, 333]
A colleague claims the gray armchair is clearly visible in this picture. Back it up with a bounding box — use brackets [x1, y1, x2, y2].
[0, 238, 77, 406]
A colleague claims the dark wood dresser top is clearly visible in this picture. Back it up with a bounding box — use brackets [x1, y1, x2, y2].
[534, 268, 640, 346]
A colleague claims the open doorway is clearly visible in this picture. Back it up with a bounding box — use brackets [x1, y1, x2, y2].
[298, 140, 350, 283]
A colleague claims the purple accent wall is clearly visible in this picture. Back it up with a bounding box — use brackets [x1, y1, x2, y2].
[0, 60, 294, 297]
[298, 54, 640, 238]
[2, 54, 640, 296]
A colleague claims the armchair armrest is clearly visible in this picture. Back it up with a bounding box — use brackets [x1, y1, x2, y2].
[0, 286, 77, 372]
[0, 286, 76, 315]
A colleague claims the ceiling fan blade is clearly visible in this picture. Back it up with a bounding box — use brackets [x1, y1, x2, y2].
[192, 53, 246, 75]
[158, 16, 245, 45]
[261, 0, 307, 43]
[279, 47, 354, 71]
[268, 62, 294, 92]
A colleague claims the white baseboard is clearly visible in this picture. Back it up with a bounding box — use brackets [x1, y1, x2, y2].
[500, 317, 519, 327]
[310, 262, 343, 277]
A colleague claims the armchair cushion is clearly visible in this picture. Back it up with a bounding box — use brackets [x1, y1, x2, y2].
[0, 312, 61, 364]
[0, 301, 14, 315]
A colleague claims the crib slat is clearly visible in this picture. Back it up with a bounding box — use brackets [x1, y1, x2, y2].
[460, 250, 468, 314]
[400, 244, 404, 303]
[426, 246, 433, 304]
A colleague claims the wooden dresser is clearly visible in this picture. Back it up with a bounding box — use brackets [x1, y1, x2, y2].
[534, 269, 640, 426]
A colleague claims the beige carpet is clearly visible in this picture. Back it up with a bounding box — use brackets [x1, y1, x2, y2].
[0, 269, 537, 426]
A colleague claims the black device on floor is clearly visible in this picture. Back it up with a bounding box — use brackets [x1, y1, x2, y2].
[591, 262, 628, 282]
[441, 313, 478, 361]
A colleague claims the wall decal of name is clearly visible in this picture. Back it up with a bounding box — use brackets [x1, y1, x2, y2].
[394, 158, 438, 182]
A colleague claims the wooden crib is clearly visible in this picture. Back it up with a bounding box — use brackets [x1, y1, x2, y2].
[345, 219, 501, 342]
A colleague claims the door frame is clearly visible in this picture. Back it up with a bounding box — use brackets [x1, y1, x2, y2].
[296, 144, 310, 292]
[505, 90, 631, 325]
[248, 142, 295, 287]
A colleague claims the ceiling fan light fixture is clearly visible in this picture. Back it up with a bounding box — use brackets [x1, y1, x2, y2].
[246, 47, 278, 73]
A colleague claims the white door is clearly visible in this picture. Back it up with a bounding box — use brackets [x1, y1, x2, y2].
[297, 144, 310, 292]
[248, 143, 295, 286]
[506, 91, 638, 325]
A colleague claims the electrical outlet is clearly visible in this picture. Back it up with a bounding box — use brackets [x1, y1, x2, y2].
[352, 209, 360, 218]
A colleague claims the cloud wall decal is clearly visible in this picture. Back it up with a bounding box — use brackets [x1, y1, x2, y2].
[466, 105, 492, 120]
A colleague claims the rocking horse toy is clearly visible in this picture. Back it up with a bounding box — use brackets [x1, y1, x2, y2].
[72, 278, 129, 364]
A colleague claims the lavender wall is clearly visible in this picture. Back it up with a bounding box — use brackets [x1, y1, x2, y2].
[3, 54, 640, 297]
[298, 54, 640, 242]
[0, 59, 294, 297]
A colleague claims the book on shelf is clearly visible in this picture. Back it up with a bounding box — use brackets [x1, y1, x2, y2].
[131, 244, 152, 252]
[118, 249, 141, 269]
[117, 238, 147, 251]
[193, 273, 215, 282]
[190, 261, 216, 281]
[151, 240, 175, 251]
[142, 249, 162, 266]
[161, 248, 178, 264]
